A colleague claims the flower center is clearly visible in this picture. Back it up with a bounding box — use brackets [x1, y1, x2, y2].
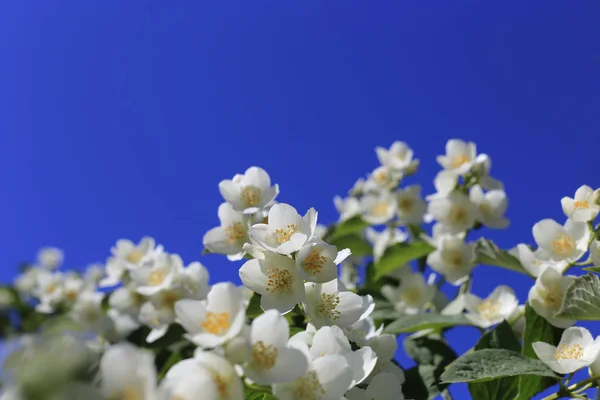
[480, 201, 494, 217]
[374, 170, 389, 185]
[400, 287, 423, 306]
[147, 270, 166, 286]
[65, 289, 79, 302]
[275, 224, 299, 244]
[214, 374, 228, 397]
[266, 268, 292, 293]
[201, 312, 231, 335]
[293, 370, 325, 400]
[550, 234, 575, 256]
[476, 299, 501, 321]
[252, 340, 278, 370]
[316, 293, 341, 320]
[45, 282, 59, 295]
[541, 286, 562, 310]
[574, 200, 589, 209]
[225, 223, 246, 244]
[398, 197, 414, 212]
[302, 250, 327, 275]
[125, 249, 143, 264]
[241, 186, 261, 207]
[554, 343, 584, 360]
[161, 291, 181, 309]
[443, 250, 464, 269]
[371, 202, 390, 217]
[449, 205, 468, 224]
[452, 153, 471, 169]
[115, 386, 142, 400]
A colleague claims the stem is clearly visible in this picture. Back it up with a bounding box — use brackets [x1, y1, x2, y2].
[542, 375, 600, 400]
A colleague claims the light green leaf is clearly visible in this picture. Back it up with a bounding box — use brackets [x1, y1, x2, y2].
[440, 349, 559, 384]
[374, 241, 435, 281]
[384, 313, 472, 334]
[517, 304, 564, 400]
[475, 239, 531, 276]
[324, 216, 369, 242]
[328, 233, 372, 257]
[556, 274, 600, 320]
[583, 266, 600, 273]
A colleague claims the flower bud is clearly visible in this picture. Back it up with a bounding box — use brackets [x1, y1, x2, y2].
[593, 188, 600, 207]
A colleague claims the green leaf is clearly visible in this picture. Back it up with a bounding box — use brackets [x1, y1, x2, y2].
[328, 233, 372, 257]
[374, 241, 435, 281]
[583, 266, 600, 273]
[475, 239, 531, 276]
[555, 273, 600, 320]
[324, 216, 369, 242]
[402, 335, 457, 400]
[157, 350, 182, 380]
[516, 304, 564, 400]
[468, 321, 521, 400]
[440, 349, 559, 384]
[384, 313, 472, 334]
[246, 293, 263, 319]
[243, 388, 277, 400]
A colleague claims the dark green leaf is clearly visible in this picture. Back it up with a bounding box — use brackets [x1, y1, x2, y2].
[374, 241, 435, 281]
[404, 335, 457, 366]
[468, 321, 521, 400]
[475, 239, 531, 276]
[440, 349, 559, 384]
[583, 266, 600, 274]
[157, 350, 182, 380]
[516, 305, 564, 400]
[328, 233, 372, 257]
[556, 274, 600, 320]
[384, 313, 472, 334]
[246, 293, 263, 320]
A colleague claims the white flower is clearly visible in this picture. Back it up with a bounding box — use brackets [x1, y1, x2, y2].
[532, 219, 590, 263]
[219, 166, 279, 214]
[368, 166, 400, 190]
[84, 263, 105, 288]
[464, 285, 519, 329]
[436, 139, 477, 175]
[303, 280, 364, 329]
[516, 244, 567, 277]
[344, 317, 382, 347]
[243, 310, 308, 385]
[101, 237, 162, 287]
[162, 351, 243, 400]
[375, 141, 417, 174]
[366, 227, 408, 264]
[591, 240, 600, 266]
[203, 203, 249, 261]
[70, 291, 112, 333]
[426, 236, 475, 285]
[109, 282, 145, 317]
[62, 274, 85, 304]
[138, 288, 184, 342]
[395, 185, 427, 225]
[273, 353, 354, 400]
[173, 260, 210, 300]
[469, 185, 509, 229]
[428, 191, 478, 234]
[175, 282, 246, 348]
[239, 251, 305, 314]
[561, 185, 600, 222]
[381, 272, 435, 314]
[99, 343, 157, 400]
[428, 170, 458, 200]
[35, 270, 64, 313]
[14, 268, 39, 296]
[249, 203, 318, 255]
[346, 372, 404, 400]
[37, 247, 63, 270]
[295, 240, 350, 283]
[528, 267, 576, 328]
[308, 325, 377, 387]
[471, 154, 503, 190]
[131, 253, 180, 296]
[360, 192, 397, 225]
[533, 327, 600, 374]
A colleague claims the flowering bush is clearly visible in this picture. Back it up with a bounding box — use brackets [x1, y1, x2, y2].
[1, 139, 600, 400]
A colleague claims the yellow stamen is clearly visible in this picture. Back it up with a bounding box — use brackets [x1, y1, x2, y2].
[265, 269, 292, 293]
[225, 222, 246, 243]
[452, 153, 471, 169]
[302, 250, 327, 275]
[252, 340, 278, 370]
[241, 186, 261, 207]
[574, 200, 589, 209]
[275, 224, 299, 244]
[147, 270, 166, 286]
[201, 312, 231, 335]
[293, 370, 325, 400]
[125, 250, 143, 264]
[476, 299, 500, 321]
[554, 343, 583, 360]
[551, 234, 574, 256]
[316, 293, 341, 320]
[371, 202, 389, 217]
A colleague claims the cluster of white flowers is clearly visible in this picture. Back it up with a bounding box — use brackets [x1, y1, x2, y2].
[2, 139, 600, 400]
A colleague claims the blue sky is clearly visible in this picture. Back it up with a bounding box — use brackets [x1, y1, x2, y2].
[1, 1, 599, 398]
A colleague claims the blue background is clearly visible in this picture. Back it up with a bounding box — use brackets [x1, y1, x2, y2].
[1, 1, 599, 398]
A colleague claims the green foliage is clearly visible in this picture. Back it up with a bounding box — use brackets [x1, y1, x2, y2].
[474, 238, 531, 276]
[516, 304, 564, 400]
[323, 216, 369, 242]
[402, 335, 457, 400]
[373, 241, 435, 281]
[556, 273, 600, 320]
[468, 321, 521, 400]
[440, 349, 559, 384]
[384, 313, 472, 334]
[328, 233, 372, 257]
